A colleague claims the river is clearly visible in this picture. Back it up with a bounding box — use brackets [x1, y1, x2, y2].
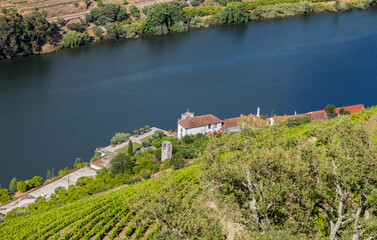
[1, 9, 377, 186]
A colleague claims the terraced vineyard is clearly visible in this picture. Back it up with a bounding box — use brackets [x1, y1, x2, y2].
[0, 165, 223, 239]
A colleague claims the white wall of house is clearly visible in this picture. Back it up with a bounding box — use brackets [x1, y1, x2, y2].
[90, 163, 102, 170]
[178, 123, 222, 139]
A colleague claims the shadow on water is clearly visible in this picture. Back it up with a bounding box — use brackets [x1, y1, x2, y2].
[0, 54, 52, 89]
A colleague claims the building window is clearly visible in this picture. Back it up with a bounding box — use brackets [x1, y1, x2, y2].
[208, 124, 210, 129]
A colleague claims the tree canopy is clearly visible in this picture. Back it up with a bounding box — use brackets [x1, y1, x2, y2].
[0, 10, 52, 59]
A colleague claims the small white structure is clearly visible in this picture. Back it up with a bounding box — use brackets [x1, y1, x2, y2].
[161, 141, 173, 162]
[177, 109, 223, 139]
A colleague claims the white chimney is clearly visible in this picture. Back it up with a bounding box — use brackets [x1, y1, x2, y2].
[257, 107, 260, 117]
[294, 111, 297, 115]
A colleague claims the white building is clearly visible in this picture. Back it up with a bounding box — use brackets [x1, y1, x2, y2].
[177, 109, 223, 139]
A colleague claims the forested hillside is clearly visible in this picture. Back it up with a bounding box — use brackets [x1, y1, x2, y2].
[1, 107, 377, 239]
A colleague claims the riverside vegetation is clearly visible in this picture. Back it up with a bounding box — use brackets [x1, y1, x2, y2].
[1, 0, 377, 59]
[1, 107, 377, 239]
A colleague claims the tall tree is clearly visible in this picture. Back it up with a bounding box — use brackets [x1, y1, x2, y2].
[128, 140, 133, 155]
[9, 177, 17, 195]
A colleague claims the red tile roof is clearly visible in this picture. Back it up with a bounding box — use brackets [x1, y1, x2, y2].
[310, 104, 365, 121]
[271, 104, 365, 123]
[223, 114, 268, 130]
[178, 114, 222, 129]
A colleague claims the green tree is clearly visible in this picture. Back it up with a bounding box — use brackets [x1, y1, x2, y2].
[104, 22, 118, 39]
[16, 181, 27, 192]
[9, 177, 17, 194]
[32, 176, 43, 187]
[25, 180, 33, 189]
[0, 10, 52, 59]
[92, 26, 104, 41]
[62, 30, 83, 48]
[110, 153, 135, 174]
[145, 125, 150, 132]
[325, 104, 336, 115]
[90, 7, 105, 20]
[143, 3, 167, 32]
[74, 157, 84, 168]
[128, 140, 133, 155]
[130, 5, 140, 17]
[133, 129, 139, 136]
[339, 108, 350, 115]
[0, 189, 11, 204]
[46, 169, 52, 180]
[82, 31, 90, 44]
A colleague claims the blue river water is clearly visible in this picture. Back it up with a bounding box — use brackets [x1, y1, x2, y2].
[1, 9, 377, 186]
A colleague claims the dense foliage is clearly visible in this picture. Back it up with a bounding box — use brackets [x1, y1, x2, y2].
[0, 10, 52, 59]
[200, 107, 377, 239]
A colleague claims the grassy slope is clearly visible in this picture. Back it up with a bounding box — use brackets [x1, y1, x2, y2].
[1, 107, 377, 239]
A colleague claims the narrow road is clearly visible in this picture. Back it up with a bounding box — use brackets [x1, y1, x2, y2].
[47, 0, 173, 22]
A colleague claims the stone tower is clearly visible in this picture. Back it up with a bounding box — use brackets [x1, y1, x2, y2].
[161, 141, 173, 162]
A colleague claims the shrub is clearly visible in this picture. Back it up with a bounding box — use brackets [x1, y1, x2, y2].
[57, 16, 65, 25]
[0, 215, 5, 223]
[32, 176, 43, 187]
[111, 132, 129, 145]
[97, 0, 104, 7]
[339, 108, 351, 115]
[35, 196, 45, 203]
[63, 30, 83, 48]
[97, 15, 112, 25]
[16, 181, 27, 193]
[141, 171, 152, 180]
[82, 31, 90, 44]
[139, 128, 145, 134]
[134, 130, 139, 136]
[182, 135, 194, 144]
[130, 5, 141, 17]
[254, 1, 314, 19]
[92, 26, 104, 40]
[189, 16, 209, 28]
[74, 2, 79, 7]
[145, 125, 150, 131]
[67, 22, 84, 32]
[191, 0, 204, 6]
[181, 149, 196, 159]
[142, 140, 151, 147]
[123, 0, 129, 5]
[168, 153, 185, 170]
[118, 21, 142, 39]
[54, 186, 66, 195]
[152, 133, 160, 139]
[285, 116, 311, 127]
[170, 21, 188, 32]
[0, 189, 11, 204]
[153, 25, 168, 35]
[155, 130, 165, 138]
